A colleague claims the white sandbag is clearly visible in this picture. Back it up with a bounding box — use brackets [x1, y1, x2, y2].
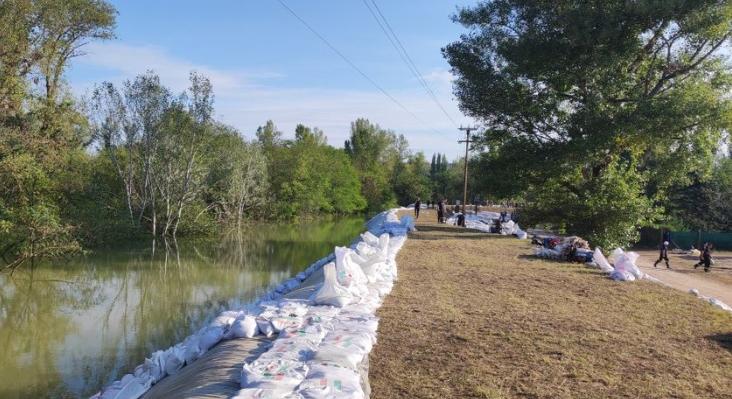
[516, 230, 528, 240]
[334, 313, 379, 334]
[229, 315, 260, 339]
[360, 231, 379, 246]
[280, 323, 330, 346]
[609, 248, 625, 264]
[144, 350, 166, 383]
[355, 241, 377, 258]
[709, 298, 732, 312]
[271, 315, 304, 333]
[100, 373, 151, 399]
[163, 345, 185, 375]
[312, 263, 353, 308]
[199, 326, 225, 351]
[313, 331, 374, 370]
[593, 248, 614, 273]
[256, 317, 276, 338]
[297, 363, 365, 399]
[610, 270, 636, 281]
[210, 313, 237, 330]
[501, 220, 517, 235]
[241, 358, 309, 390]
[233, 388, 303, 399]
[259, 336, 319, 362]
[613, 251, 643, 280]
[334, 247, 368, 291]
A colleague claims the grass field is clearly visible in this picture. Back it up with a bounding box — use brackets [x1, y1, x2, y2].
[369, 210, 732, 399]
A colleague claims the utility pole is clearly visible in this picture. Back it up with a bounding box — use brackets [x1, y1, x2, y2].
[458, 125, 477, 214]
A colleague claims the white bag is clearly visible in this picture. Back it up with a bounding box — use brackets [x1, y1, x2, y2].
[100, 373, 151, 399]
[199, 326, 225, 351]
[241, 358, 309, 390]
[312, 263, 353, 307]
[313, 330, 374, 370]
[256, 317, 276, 338]
[163, 345, 185, 375]
[297, 364, 365, 399]
[229, 315, 260, 339]
[593, 248, 614, 273]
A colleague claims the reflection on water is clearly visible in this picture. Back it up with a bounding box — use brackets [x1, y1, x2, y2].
[0, 217, 365, 398]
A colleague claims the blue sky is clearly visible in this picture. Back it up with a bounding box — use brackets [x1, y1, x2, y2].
[67, 0, 478, 159]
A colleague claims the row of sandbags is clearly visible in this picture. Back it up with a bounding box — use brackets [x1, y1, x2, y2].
[91, 209, 411, 399]
[234, 217, 408, 398]
[445, 212, 528, 239]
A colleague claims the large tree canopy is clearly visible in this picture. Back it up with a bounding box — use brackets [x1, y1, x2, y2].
[445, 0, 732, 247]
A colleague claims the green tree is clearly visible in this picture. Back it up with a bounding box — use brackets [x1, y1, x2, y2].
[393, 152, 431, 205]
[0, 0, 116, 270]
[345, 118, 399, 210]
[444, 0, 732, 248]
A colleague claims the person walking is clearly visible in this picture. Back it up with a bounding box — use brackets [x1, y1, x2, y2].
[694, 243, 713, 272]
[437, 199, 445, 223]
[654, 240, 671, 268]
[414, 198, 421, 219]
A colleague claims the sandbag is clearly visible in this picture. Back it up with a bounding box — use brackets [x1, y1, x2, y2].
[297, 363, 365, 399]
[229, 315, 260, 339]
[144, 350, 166, 383]
[258, 336, 319, 362]
[613, 251, 643, 280]
[198, 326, 225, 351]
[361, 231, 380, 246]
[99, 373, 151, 399]
[593, 248, 614, 273]
[334, 247, 368, 294]
[256, 317, 276, 338]
[233, 388, 303, 399]
[241, 358, 309, 390]
[163, 345, 185, 375]
[312, 263, 353, 307]
[313, 330, 374, 370]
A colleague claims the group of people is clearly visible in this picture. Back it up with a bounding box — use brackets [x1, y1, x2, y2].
[654, 231, 715, 272]
[414, 198, 448, 223]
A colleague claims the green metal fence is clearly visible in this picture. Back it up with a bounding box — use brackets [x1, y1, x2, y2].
[639, 227, 732, 250]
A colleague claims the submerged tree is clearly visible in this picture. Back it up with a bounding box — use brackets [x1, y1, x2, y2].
[444, 0, 732, 248]
[0, 0, 116, 271]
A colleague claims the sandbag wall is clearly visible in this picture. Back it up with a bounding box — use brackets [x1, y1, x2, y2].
[92, 209, 413, 399]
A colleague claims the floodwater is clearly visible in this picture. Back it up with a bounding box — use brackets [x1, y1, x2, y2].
[0, 217, 365, 398]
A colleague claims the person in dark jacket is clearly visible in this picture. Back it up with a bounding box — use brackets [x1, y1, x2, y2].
[654, 240, 671, 268]
[414, 198, 421, 219]
[694, 243, 713, 272]
[437, 199, 445, 223]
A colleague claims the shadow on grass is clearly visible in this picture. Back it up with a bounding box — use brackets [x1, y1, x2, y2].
[707, 333, 732, 352]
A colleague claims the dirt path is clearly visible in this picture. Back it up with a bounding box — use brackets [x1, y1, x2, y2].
[635, 251, 732, 306]
[369, 209, 732, 399]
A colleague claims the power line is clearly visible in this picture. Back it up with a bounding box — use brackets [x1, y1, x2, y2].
[276, 0, 439, 134]
[366, 0, 459, 127]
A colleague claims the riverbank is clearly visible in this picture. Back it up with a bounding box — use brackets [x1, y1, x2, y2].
[369, 209, 732, 398]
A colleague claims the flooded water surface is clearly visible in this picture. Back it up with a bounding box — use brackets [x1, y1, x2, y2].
[0, 217, 365, 398]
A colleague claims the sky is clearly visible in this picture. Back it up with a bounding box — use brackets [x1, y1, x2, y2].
[66, 0, 478, 159]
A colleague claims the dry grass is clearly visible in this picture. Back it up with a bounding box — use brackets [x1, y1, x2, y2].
[369, 210, 732, 399]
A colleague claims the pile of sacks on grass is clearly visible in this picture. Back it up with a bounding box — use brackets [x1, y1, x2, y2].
[446, 211, 528, 239]
[92, 210, 412, 399]
[534, 236, 647, 282]
[533, 236, 594, 263]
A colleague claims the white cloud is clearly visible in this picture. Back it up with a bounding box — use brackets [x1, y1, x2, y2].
[71, 42, 471, 158]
